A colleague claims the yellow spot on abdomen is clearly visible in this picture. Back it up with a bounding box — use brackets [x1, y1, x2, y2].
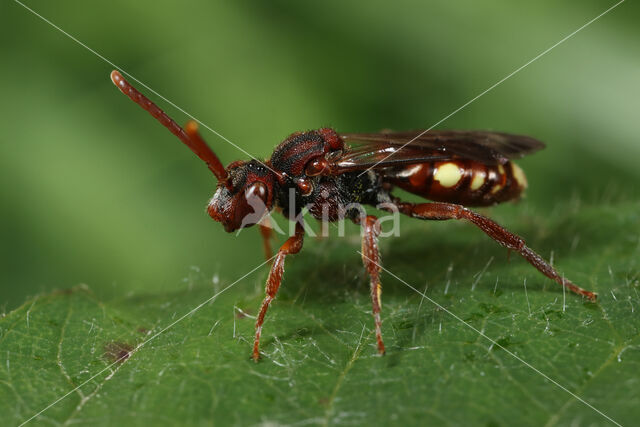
[490, 164, 507, 194]
[470, 171, 486, 191]
[434, 162, 462, 188]
[376, 283, 382, 308]
[511, 163, 528, 189]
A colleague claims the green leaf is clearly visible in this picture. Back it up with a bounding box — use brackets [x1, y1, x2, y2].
[2, 200, 639, 426]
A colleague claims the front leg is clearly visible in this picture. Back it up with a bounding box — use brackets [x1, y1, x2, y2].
[253, 223, 305, 361]
[258, 218, 274, 261]
[356, 215, 386, 355]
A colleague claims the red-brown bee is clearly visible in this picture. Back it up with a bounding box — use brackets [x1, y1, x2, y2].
[110, 70, 596, 361]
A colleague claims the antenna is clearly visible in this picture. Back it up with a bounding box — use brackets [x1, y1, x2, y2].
[110, 70, 230, 187]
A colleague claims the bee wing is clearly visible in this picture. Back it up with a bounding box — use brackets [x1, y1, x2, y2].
[330, 130, 545, 173]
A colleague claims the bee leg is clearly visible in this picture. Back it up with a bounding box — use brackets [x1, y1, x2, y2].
[253, 222, 305, 361]
[259, 219, 274, 261]
[355, 215, 386, 355]
[390, 201, 597, 301]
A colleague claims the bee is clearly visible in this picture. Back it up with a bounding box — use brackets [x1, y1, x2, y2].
[110, 70, 596, 361]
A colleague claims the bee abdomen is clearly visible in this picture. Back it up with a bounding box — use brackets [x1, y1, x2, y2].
[385, 160, 528, 207]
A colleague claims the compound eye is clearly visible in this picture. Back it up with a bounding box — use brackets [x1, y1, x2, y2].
[239, 181, 269, 225]
[305, 157, 329, 176]
[245, 181, 267, 202]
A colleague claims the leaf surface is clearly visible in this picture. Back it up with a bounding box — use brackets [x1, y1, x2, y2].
[1, 201, 639, 426]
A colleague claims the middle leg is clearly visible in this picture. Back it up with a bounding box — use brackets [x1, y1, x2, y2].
[355, 215, 385, 355]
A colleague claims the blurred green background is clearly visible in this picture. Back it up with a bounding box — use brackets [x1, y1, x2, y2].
[1, 0, 638, 310]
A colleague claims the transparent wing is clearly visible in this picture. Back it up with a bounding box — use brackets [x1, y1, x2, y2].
[331, 130, 545, 173]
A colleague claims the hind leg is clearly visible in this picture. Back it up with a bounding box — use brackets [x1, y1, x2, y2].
[387, 201, 596, 301]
